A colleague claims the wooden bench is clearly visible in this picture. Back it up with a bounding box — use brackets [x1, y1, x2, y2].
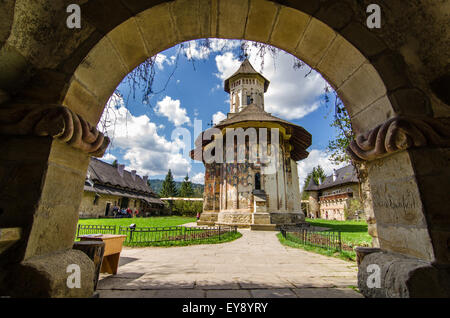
[78, 234, 127, 275]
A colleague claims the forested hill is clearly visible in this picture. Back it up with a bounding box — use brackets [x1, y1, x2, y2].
[148, 179, 204, 197]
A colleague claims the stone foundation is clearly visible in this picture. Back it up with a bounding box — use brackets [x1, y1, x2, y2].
[197, 212, 219, 226]
[358, 251, 450, 298]
[205, 211, 305, 230]
[0, 249, 95, 298]
[216, 211, 253, 228]
[270, 212, 305, 225]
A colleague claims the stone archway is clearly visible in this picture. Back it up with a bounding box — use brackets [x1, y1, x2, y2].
[0, 0, 449, 298]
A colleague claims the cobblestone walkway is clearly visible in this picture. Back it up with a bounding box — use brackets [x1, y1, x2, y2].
[97, 229, 363, 298]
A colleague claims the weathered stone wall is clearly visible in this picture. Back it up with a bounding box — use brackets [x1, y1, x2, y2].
[0, 138, 95, 297]
[217, 211, 252, 227]
[270, 212, 304, 225]
[367, 151, 435, 262]
[359, 163, 379, 247]
[358, 251, 450, 298]
[79, 192, 118, 218]
[197, 211, 218, 226]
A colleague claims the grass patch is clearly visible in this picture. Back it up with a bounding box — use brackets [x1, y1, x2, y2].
[305, 218, 371, 247]
[78, 216, 196, 228]
[278, 218, 373, 261]
[277, 232, 356, 262]
[127, 231, 243, 248]
[76, 216, 242, 247]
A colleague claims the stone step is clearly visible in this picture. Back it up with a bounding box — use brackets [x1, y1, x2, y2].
[250, 224, 277, 231]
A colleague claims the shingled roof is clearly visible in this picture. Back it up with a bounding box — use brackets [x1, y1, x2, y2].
[191, 104, 312, 162]
[224, 59, 270, 93]
[86, 158, 159, 198]
[305, 165, 359, 191]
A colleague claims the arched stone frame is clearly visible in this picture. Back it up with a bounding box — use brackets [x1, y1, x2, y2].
[0, 0, 449, 298]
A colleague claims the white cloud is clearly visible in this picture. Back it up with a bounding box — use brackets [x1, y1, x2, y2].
[155, 96, 191, 127]
[212, 111, 227, 125]
[102, 153, 117, 163]
[191, 172, 205, 184]
[297, 149, 347, 192]
[215, 52, 241, 81]
[98, 93, 191, 178]
[214, 44, 327, 120]
[183, 39, 240, 60]
[154, 53, 175, 70]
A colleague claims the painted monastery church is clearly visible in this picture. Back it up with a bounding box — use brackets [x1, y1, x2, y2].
[191, 59, 312, 230]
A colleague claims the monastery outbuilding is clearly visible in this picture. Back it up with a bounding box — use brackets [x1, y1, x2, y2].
[305, 165, 362, 221]
[80, 158, 165, 218]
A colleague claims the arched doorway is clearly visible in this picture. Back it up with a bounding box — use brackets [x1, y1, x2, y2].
[0, 0, 448, 298]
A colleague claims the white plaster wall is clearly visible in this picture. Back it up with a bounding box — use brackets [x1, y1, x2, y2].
[291, 159, 301, 211]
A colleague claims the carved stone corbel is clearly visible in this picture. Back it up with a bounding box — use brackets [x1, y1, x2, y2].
[0, 104, 110, 157]
[347, 116, 450, 162]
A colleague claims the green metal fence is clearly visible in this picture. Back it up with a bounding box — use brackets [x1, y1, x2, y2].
[280, 225, 342, 251]
[76, 224, 237, 245]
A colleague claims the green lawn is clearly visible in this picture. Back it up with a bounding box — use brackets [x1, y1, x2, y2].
[305, 218, 371, 247]
[278, 218, 372, 262]
[77, 216, 196, 228]
[76, 216, 242, 247]
[277, 233, 356, 262]
[128, 231, 243, 248]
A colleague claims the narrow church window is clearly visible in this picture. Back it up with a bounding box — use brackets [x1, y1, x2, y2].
[255, 173, 261, 190]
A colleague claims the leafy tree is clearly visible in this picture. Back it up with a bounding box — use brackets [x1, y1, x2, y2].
[312, 165, 326, 185]
[160, 169, 178, 198]
[323, 90, 365, 205]
[325, 91, 355, 166]
[344, 199, 363, 220]
[301, 165, 327, 200]
[179, 174, 194, 198]
[172, 200, 203, 217]
[111, 159, 118, 168]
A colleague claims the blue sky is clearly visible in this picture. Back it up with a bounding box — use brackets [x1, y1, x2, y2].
[98, 39, 344, 189]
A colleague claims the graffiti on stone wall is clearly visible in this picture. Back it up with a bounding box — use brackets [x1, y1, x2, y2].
[372, 185, 418, 210]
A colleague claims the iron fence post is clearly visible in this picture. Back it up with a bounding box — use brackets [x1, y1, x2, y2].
[129, 227, 134, 242]
[338, 231, 342, 251]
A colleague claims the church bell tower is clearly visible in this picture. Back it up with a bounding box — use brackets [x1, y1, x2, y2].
[224, 58, 270, 113]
